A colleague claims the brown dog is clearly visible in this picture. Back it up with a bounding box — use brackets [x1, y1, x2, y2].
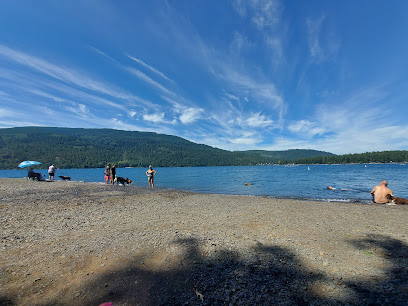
[387, 195, 408, 205]
[392, 196, 408, 205]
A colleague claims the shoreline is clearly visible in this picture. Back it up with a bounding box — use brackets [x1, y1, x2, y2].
[1, 177, 374, 204]
[1, 178, 407, 305]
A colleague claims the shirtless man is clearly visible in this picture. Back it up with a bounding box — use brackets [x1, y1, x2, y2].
[370, 180, 393, 204]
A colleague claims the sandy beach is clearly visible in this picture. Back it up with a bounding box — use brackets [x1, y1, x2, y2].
[1, 178, 407, 305]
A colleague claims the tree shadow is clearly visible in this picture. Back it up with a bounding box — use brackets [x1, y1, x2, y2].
[61, 234, 404, 305]
[78, 238, 325, 305]
[345, 234, 408, 305]
[3, 235, 407, 305]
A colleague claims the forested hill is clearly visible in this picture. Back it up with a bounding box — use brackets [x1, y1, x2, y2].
[0, 127, 334, 169]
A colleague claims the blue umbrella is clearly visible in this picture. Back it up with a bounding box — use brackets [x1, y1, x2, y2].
[18, 161, 42, 168]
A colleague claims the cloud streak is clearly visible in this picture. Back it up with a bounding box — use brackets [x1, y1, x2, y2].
[127, 54, 175, 84]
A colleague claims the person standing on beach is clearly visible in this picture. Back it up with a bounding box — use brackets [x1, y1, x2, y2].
[146, 165, 156, 188]
[371, 180, 393, 203]
[104, 164, 111, 184]
[111, 164, 116, 184]
[48, 164, 56, 181]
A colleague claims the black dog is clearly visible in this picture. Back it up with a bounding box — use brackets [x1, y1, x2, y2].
[28, 170, 43, 181]
[115, 176, 132, 186]
[59, 176, 71, 181]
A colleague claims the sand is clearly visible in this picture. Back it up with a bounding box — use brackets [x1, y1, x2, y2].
[1, 178, 407, 305]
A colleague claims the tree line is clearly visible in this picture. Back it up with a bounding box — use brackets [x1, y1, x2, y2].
[280, 150, 408, 165]
[1, 127, 405, 169]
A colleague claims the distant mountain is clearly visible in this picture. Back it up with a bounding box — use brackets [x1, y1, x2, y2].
[0, 127, 335, 169]
[239, 149, 335, 161]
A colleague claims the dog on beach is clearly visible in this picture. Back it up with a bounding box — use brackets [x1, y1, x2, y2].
[387, 195, 408, 205]
[28, 171, 43, 181]
[115, 176, 132, 186]
[59, 176, 71, 181]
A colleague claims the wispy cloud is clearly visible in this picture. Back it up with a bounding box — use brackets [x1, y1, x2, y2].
[88, 45, 120, 64]
[287, 120, 327, 137]
[0, 44, 141, 103]
[0, 107, 21, 118]
[65, 103, 89, 117]
[306, 15, 340, 62]
[126, 67, 172, 96]
[127, 54, 175, 84]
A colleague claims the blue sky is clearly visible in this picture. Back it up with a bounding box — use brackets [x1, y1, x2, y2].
[1, 0, 407, 154]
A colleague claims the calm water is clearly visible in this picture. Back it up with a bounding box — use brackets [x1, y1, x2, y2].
[1, 164, 407, 203]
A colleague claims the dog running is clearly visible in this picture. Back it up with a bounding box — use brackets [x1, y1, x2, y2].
[115, 176, 132, 186]
[59, 176, 71, 181]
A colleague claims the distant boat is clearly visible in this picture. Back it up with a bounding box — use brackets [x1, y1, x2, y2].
[365, 165, 367, 168]
[307, 166, 310, 170]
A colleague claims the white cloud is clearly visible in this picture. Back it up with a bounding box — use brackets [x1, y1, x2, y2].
[64, 103, 89, 117]
[229, 137, 259, 145]
[287, 120, 326, 136]
[179, 107, 204, 124]
[143, 112, 164, 122]
[246, 113, 274, 127]
[143, 112, 176, 125]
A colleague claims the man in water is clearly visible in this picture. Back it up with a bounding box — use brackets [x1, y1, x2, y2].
[370, 180, 393, 204]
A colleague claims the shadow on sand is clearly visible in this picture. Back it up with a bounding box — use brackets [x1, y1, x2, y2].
[2, 235, 407, 305]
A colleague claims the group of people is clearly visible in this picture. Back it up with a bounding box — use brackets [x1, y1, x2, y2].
[104, 164, 157, 188]
[36, 165, 404, 203]
[27, 164, 56, 181]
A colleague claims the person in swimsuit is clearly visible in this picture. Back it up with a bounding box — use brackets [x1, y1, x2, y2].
[104, 163, 111, 184]
[146, 165, 156, 188]
[370, 180, 393, 203]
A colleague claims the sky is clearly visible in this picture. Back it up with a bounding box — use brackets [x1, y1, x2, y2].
[0, 0, 408, 155]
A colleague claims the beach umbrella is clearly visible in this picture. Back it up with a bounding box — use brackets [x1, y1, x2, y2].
[18, 161, 42, 168]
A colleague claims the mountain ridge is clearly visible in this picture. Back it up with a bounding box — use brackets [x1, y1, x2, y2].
[0, 127, 334, 169]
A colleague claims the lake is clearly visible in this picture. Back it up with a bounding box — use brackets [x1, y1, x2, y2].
[1, 164, 407, 203]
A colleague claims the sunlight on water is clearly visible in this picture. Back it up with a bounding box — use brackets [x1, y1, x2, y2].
[1, 164, 406, 202]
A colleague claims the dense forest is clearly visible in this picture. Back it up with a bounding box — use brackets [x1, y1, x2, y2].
[281, 150, 408, 165]
[0, 127, 333, 169]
